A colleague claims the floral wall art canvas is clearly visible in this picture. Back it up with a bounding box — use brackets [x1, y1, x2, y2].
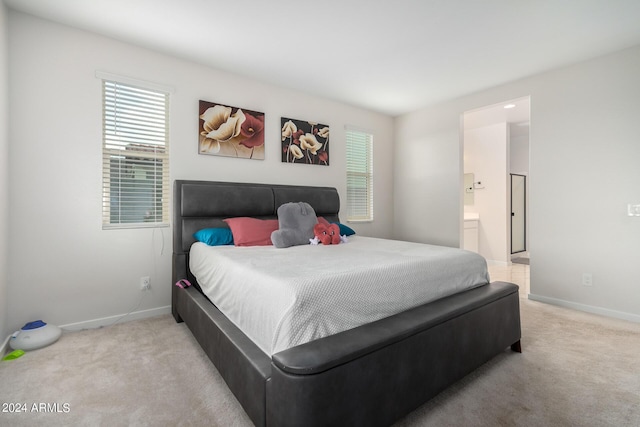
[281, 117, 329, 166]
[198, 100, 265, 160]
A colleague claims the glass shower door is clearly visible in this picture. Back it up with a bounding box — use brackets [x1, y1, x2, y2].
[511, 174, 526, 254]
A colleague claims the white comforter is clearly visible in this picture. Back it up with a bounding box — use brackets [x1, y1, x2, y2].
[189, 236, 490, 355]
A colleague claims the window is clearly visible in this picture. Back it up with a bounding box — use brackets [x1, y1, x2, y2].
[345, 128, 373, 222]
[101, 77, 170, 229]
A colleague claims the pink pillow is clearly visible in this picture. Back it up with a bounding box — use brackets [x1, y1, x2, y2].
[223, 217, 279, 246]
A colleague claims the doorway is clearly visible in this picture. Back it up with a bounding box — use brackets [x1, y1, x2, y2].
[462, 96, 530, 265]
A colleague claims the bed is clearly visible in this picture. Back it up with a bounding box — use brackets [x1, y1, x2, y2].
[172, 180, 521, 427]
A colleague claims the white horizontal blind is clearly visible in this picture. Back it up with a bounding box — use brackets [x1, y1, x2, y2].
[346, 129, 373, 221]
[102, 79, 170, 228]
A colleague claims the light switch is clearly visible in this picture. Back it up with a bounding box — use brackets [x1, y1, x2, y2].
[628, 204, 640, 217]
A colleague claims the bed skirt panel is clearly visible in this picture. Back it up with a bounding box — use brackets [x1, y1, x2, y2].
[175, 286, 271, 426]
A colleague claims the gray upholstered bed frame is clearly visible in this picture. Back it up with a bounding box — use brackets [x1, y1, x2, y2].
[172, 180, 521, 426]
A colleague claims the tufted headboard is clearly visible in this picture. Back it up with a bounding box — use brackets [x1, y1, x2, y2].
[171, 180, 341, 291]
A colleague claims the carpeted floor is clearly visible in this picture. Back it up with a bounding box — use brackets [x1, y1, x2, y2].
[1, 297, 639, 426]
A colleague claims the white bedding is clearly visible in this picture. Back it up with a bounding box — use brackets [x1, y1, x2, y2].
[189, 236, 490, 355]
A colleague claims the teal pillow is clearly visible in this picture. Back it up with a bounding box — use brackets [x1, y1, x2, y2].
[333, 222, 356, 236]
[194, 228, 234, 246]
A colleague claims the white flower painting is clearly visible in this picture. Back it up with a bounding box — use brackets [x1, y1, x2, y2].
[281, 117, 329, 166]
[199, 100, 265, 160]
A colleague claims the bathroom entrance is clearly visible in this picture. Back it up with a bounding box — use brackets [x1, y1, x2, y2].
[462, 96, 530, 265]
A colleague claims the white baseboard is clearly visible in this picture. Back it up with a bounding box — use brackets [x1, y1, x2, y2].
[59, 305, 171, 332]
[528, 293, 640, 324]
[1, 333, 12, 358]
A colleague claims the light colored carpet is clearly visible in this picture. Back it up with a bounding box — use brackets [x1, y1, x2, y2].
[1, 297, 639, 426]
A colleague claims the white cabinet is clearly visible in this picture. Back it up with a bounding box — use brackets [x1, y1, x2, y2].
[463, 215, 479, 253]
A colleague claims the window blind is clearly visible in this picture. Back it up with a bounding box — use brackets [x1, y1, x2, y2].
[102, 79, 170, 228]
[346, 129, 373, 221]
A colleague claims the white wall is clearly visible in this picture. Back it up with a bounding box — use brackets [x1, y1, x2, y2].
[510, 127, 530, 176]
[463, 123, 509, 264]
[395, 45, 640, 322]
[393, 106, 462, 247]
[7, 11, 394, 331]
[0, 1, 9, 343]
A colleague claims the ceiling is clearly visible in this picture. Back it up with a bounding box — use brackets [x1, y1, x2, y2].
[464, 96, 530, 134]
[5, 0, 640, 116]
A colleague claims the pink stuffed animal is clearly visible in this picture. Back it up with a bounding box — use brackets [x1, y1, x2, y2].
[313, 223, 341, 245]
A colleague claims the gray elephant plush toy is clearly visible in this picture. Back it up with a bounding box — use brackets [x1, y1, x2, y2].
[271, 202, 318, 248]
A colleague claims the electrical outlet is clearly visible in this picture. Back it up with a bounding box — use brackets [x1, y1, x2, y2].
[628, 204, 640, 217]
[582, 273, 593, 287]
[140, 276, 151, 291]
